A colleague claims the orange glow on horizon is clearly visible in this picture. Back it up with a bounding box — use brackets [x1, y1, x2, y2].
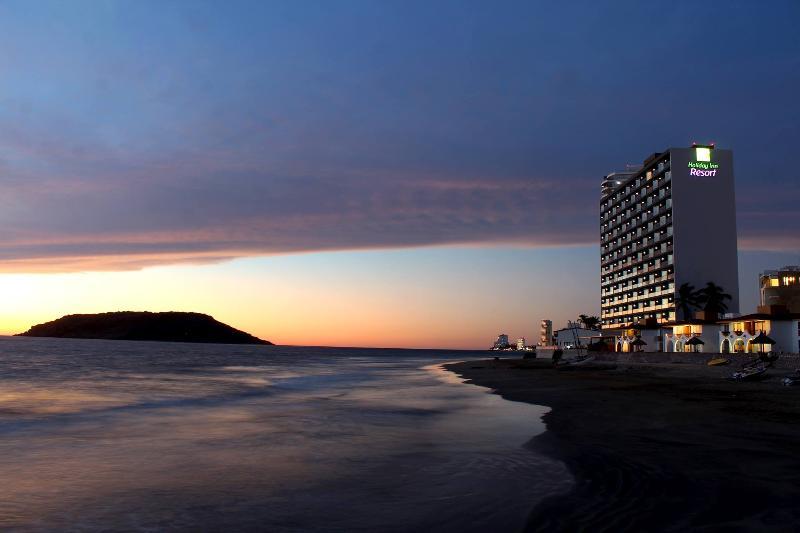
[0, 263, 503, 350]
[0, 248, 600, 350]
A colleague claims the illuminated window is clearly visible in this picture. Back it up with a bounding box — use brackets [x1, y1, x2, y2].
[770, 278, 780, 287]
[695, 147, 711, 162]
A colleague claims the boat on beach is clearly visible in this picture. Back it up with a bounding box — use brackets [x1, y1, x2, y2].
[557, 354, 596, 367]
[707, 357, 730, 367]
[731, 363, 769, 381]
[782, 371, 800, 387]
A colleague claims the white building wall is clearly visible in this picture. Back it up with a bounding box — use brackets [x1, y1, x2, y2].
[718, 319, 800, 354]
[553, 327, 596, 348]
[665, 324, 721, 353]
[769, 321, 797, 353]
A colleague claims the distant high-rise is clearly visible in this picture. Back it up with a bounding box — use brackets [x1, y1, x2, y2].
[493, 333, 509, 349]
[539, 320, 553, 345]
[760, 266, 800, 312]
[600, 145, 739, 329]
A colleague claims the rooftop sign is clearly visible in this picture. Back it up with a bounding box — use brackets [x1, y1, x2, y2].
[688, 146, 719, 176]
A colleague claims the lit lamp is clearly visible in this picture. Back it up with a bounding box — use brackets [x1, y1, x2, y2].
[695, 146, 711, 162]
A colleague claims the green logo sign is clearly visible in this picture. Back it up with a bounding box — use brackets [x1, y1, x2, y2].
[688, 146, 719, 176]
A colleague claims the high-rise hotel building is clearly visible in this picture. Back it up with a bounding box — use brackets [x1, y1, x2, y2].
[600, 145, 739, 329]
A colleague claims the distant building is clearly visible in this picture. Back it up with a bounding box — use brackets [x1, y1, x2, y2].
[539, 320, 553, 346]
[516, 338, 526, 350]
[760, 266, 800, 313]
[600, 144, 739, 330]
[493, 333, 510, 349]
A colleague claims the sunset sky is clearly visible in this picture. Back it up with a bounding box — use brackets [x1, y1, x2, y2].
[2, 1, 799, 348]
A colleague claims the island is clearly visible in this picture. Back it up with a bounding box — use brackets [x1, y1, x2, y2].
[16, 311, 273, 345]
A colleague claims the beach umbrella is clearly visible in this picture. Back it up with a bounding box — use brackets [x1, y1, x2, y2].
[751, 331, 776, 354]
[631, 337, 647, 352]
[686, 336, 704, 353]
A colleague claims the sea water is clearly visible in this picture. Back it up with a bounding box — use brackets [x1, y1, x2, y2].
[0, 337, 571, 531]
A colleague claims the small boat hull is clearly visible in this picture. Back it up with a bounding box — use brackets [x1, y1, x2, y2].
[782, 371, 800, 386]
[731, 365, 768, 381]
[708, 357, 730, 367]
[557, 355, 596, 367]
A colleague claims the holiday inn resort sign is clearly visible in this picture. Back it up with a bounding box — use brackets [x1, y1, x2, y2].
[687, 146, 719, 176]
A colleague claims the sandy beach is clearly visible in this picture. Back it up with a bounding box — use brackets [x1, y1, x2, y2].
[446, 357, 800, 532]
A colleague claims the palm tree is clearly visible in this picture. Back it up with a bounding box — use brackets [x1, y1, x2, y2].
[698, 282, 731, 318]
[584, 316, 601, 330]
[675, 283, 700, 320]
[577, 315, 601, 330]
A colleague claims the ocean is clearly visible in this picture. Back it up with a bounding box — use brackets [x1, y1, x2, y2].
[0, 337, 571, 531]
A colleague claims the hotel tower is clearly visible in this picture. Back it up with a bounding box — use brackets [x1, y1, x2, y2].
[600, 145, 739, 330]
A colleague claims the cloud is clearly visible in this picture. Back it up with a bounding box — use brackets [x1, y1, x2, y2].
[1, 146, 600, 272]
[0, 1, 798, 272]
[0, 108, 797, 273]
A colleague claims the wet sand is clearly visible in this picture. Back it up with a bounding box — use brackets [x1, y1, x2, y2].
[446, 358, 800, 532]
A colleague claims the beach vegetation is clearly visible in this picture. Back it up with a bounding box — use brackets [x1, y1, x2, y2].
[675, 282, 732, 320]
[675, 283, 701, 320]
[697, 282, 732, 317]
[578, 314, 601, 330]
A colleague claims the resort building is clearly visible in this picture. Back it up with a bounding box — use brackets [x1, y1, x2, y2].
[516, 338, 526, 350]
[760, 266, 800, 313]
[663, 318, 721, 353]
[539, 320, 553, 346]
[613, 322, 664, 353]
[600, 144, 739, 330]
[717, 308, 800, 354]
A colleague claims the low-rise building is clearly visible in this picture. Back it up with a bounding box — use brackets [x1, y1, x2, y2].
[663, 319, 721, 353]
[613, 323, 664, 352]
[553, 321, 598, 349]
[717, 308, 800, 354]
[516, 338, 526, 350]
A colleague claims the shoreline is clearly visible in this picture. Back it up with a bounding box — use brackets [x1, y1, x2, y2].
[445, 358, 800, 531]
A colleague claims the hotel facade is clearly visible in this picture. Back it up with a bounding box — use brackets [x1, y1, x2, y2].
[600, 145, 739, 330]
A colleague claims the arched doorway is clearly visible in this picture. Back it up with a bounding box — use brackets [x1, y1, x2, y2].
[675, 340, 684, 353]
[721, 339, 731, 354]
[616, 342, 622, 353]
[734, 339, 745, 353]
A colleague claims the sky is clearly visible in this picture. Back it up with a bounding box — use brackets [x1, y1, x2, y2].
[1, 1, 799, 348]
